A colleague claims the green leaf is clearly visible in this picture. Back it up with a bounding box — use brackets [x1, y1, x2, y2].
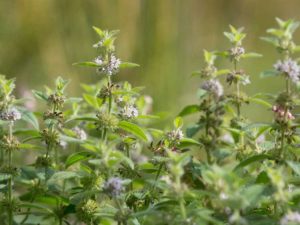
[260, 70, 279, 78]
[216, 69, 230, 76]
[178, 105, 199, 117]
[119, 62, 140, 69]
[18, 108, 39, 130]
[186, 124, 203, 137]
[19, 143, 41, 150]
[286, 161, 300, 176]
[248, 97, 272, 108]
[118, 121, 149, 142]
[72, 61, 99, 67]
[241, 52, 262, 59]
[179, 138, 202, 147]
[93, 26, 104, 37]
[173, 117, 183, 128]
[83, 93, 99, 109]
[191, 71, 201, 77]
[47, 171, 78, 184]
[234, 154, 270, 171]
[32, 90, 48, 101]
[65, 151, 94, 168]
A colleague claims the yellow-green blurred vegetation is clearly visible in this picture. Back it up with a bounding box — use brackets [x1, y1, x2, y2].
[1, 0, 300, 122]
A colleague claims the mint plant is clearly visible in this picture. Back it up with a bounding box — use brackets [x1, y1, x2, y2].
[1, 19, 300, 225]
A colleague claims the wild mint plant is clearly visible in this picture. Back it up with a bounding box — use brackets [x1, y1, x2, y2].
[2, 19, 300, 225]
[0, 76, 21, 225]
[262, 18, 300, 158]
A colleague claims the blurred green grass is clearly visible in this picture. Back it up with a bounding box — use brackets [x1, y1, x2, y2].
[1, 0, 300, 123]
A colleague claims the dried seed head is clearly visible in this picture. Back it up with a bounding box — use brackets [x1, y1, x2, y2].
[95, 112, 119, 131]
[47, 93, 65, 108]
[0, 135, 20, 152]
[76, 199, 99, 223]
[35, 154, 52, 168]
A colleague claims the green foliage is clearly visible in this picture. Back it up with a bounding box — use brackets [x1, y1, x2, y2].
[1, 20, 300, 225]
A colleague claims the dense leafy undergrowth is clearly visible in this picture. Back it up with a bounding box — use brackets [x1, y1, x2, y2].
[1, 18, 300, 225]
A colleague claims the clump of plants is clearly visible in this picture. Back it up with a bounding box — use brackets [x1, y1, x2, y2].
[0, 18, 300, 225]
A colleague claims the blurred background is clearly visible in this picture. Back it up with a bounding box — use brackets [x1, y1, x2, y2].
[1, 0, 300, 123]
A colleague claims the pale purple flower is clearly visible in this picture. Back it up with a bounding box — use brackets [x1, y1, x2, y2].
[96, 54, 121, 76]
[274, 59, 300, 83]
[201, 79, 224, 98]
[280, 211, 300, 225]
[0, 108, 21, 121]
[103, 177, 124, 197]
[72, 127, 87, 141]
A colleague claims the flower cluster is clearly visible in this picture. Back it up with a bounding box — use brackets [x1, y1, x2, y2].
[72, 127, 87, 141]
[119, 104, 139, 119]
[272, 105, 295, 121]
[0, 108, 21, 122]
[103, 177, 124, 197]
[274, 59, 300, 83]
[201, 79, 224, 99]
[95, 54, 121, 76]
[280, 211, 300, 225]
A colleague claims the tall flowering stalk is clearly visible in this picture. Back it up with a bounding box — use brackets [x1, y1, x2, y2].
[220, 25, 262, 117]
[33, 77, 69, 179]
[74, 27, 143, 225]
[0, 75, 21, 225]
[183, 51, 226, 163]
[261, 18, 300, 157]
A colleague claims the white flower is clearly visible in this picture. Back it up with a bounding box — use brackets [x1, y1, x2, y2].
[72, 127, 87, 141]
[93, 40, 103, 48]
[280, 211, 300, 225]
[120, 104, 139, 119]
[96, 54, 121, 76]
[201, 79, 224, 98]
[94, 56, 103, 66]
[274, 59, 300, 83]
[59, 140, 68, 149]
[166, 129, 184, 142]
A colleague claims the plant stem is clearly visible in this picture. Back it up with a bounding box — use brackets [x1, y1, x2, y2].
[236, 81, 240, 117]
[7, 121, 13, 225]
[151, 163, 163, 192]
[234, 60, 241, 118]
